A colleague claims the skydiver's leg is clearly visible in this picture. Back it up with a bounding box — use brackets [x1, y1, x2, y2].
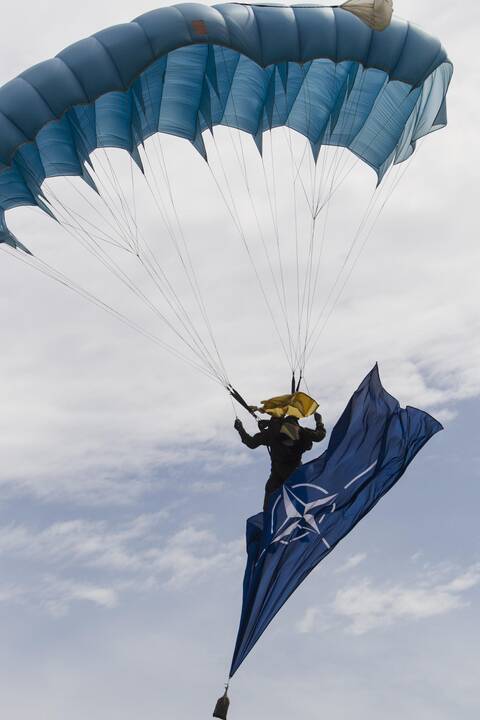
[263, 472, 283, 511]
[263, 463, 303, 510]
[263, 491, 271, 512]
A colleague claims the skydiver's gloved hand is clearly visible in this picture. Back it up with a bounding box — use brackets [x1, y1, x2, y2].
[234, 418, 244, 432]
[314, 412, 325, 431]
[308, 412, 326, 443]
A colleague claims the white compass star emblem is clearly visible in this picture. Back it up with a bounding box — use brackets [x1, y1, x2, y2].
[270, 484, 338, 546]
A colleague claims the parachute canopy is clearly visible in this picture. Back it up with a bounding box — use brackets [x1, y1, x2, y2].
[258, 391, 319, 419]
[0, 2, 452, 250]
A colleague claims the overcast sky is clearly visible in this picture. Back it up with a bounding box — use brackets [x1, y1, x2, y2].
[0, 2, 478, 719]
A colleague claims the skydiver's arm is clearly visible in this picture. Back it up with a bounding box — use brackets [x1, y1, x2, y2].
[234, 419, 267, 449]
[303, 413, 326, 443]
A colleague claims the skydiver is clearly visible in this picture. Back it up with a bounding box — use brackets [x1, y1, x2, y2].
[234, 412, 326, 511]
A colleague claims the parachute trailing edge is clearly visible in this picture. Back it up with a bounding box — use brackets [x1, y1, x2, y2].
[0, 215, 32, 254]
[341, 0, 394, 32]
[13, 239, 33, 255]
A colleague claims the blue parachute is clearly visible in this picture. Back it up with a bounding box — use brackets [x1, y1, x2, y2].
[0, 2, 452, 249]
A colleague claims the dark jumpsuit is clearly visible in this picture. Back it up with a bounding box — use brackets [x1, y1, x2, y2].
[236, 415, 326, 510]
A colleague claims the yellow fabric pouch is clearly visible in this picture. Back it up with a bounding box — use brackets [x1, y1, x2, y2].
[258, 392, 319, 419]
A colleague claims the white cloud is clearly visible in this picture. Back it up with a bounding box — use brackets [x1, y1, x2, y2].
[0, 584, 23, 605]
[296, 562, 480, 637]
[43, 580, 119, 617]
[0, 513, 168, 570]
[296, 606, 333, 635]
[297, 606, 320, 634]
[70, 585, 118, 608]
[0, 512, 243, 611]
[150, 530, 244, 589]
[442, 566, 480, 594]
[334, 553, 367, 574]
[333, 564, 480, 635]
[191, 480, 226, 493]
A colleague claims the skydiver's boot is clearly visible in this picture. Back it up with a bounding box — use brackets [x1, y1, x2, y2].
[213, 685, 230, 719]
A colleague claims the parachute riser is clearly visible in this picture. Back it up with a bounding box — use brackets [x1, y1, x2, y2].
[229, 375, 303, 418]
[227, 385, 257, 418]
[291, 372, 303, 394]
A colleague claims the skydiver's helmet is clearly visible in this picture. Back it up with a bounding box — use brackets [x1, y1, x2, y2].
[279, 416, 301, 446]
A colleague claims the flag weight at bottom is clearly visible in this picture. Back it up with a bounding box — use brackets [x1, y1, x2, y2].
[213, 685, 230, 719]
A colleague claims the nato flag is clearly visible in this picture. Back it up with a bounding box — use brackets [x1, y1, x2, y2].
[230, 365, 443, 677]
